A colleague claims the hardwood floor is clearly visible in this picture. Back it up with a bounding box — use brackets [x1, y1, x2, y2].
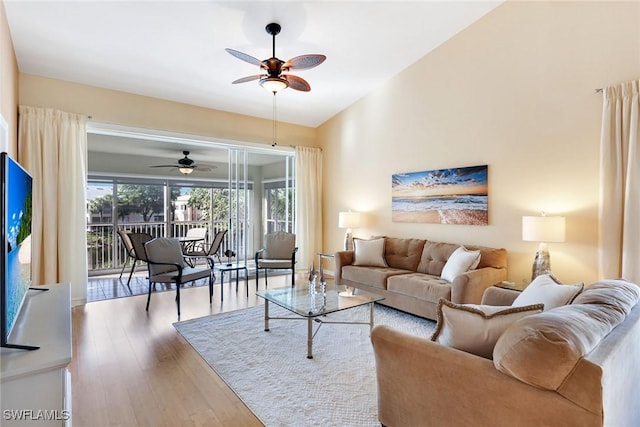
[71, 273, 303, 426]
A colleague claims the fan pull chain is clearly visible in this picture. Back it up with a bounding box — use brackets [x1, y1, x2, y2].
[272, 92, 277, 147]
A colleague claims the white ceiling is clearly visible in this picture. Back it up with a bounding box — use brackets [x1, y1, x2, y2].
[4, 0, 502, 128]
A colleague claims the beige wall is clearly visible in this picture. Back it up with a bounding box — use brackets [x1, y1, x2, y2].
[19, 74, 317, 149]
[319, 1, 640, 286]
[0, 0, 18, 156]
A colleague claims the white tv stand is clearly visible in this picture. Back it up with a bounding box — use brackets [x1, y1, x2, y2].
[1, 284, 72, 426]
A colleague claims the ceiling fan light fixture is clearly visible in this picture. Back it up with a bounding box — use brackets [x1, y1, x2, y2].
[179, 166, 194, 175]
[260, 77, 288, 93]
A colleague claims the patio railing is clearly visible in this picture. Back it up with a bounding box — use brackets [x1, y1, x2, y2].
[87, 220, 246, 275]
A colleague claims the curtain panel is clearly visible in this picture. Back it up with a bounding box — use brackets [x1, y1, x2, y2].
[598, 80, 640, 283]
[18, 106, 88, 304]
[295, 146, 323, 272]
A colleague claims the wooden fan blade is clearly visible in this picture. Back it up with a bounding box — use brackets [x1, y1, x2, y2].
[192, 165, 214, 172]
[232, 75, 263, 84]
[150, 164, 180, 168]
[284, 75, 311, 92]
[283, 54, 326, 71]
[225, 48, 264, 67]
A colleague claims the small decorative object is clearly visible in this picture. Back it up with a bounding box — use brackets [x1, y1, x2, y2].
[308, 263, 317, 282]
[308, 280, 317, 295]
[224, 249, 235, 266]
[318, 261, 327, 295]
[308, 263, 318, 295]
[308, 291, 318, 313]
[319, 260, 326, 283]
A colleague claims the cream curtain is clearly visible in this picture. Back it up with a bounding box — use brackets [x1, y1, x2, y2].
[18, 106, 88, 304]
[295, 146, 323, 272]
[598, 80, 640, 283]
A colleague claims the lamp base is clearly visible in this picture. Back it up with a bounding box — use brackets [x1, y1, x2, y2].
[344, 230, 354, 251]
[531, 248, 551, 281]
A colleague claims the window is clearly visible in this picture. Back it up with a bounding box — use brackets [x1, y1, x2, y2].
[264, 179, 294, 233]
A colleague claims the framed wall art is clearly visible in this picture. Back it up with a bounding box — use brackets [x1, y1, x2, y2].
[392, 165, 488, 225]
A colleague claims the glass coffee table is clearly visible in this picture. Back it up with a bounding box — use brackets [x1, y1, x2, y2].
[256, 283, 384, 359]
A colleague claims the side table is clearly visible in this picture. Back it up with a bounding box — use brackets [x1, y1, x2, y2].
[214, 262, 249, 299]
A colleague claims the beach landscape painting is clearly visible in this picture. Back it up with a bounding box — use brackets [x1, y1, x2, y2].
[392, 165, 488, 225]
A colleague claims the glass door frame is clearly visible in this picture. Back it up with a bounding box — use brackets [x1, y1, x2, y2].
[86, 122, 296, 273]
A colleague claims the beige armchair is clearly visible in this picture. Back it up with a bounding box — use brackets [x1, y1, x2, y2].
[370, 281, 640, 427]
[143, 237, 214, 316]
[255, 231, 297, 288]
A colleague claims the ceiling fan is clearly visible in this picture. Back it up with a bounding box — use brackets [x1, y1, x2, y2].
[149, 151, 215, 175]
[226, 22, 326, 93]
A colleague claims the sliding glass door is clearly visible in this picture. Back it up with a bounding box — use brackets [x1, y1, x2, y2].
[244, 151, 295, 262]
[86, 127, 295, 276]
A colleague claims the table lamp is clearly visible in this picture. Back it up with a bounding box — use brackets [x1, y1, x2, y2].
[522, 214, 566, 280]
[338, 211, 361, 251]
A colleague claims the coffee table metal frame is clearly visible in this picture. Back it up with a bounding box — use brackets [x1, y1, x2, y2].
[256, 284, 384, 359]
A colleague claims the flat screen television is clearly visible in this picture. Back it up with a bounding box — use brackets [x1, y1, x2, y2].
[1, 152, 38, 350]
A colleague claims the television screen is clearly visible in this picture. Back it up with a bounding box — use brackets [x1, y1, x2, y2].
[1, 152, 33, 344]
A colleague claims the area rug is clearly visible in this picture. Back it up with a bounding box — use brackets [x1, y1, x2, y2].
[174, 303, 436, 426]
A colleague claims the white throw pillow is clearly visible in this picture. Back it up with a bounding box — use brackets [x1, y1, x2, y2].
[440, 246, 481, 282]
[512, 274, 584, 310]
[431, 299, 544, 359]
[352, 238, 388, 267]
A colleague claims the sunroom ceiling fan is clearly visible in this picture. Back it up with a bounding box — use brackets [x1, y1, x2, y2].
[149, 151, 215, 175]
[226, 23, 326, 93]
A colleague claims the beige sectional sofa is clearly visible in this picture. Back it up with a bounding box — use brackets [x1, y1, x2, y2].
[334, 237, 507, 320]
[371, 279, 640, 427]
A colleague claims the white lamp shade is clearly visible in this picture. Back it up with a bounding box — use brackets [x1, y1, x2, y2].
[522, 216, 566, 242]
[338, 211, 361, 229]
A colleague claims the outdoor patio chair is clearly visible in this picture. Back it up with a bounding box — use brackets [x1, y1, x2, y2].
[122, 231, 153, 286]
[143, 237, 214, 316]
[184, 229, 227, 265]
[255, 231, 297, 288]
[117, 229, 135, 281]
[183, 227, 208, 252]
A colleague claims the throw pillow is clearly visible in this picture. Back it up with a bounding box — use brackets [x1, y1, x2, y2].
[352, 238, 388, 267]
[512, 274, 584, 310]
[431, 299, 544, 359]
[440, 246, 481, 282]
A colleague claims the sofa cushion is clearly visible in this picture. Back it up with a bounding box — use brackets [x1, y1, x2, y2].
[493, 279, 640, 390]
[416, 242, 459, 276]
[384, 237, 426, 271]
[342, 265, 410, 290]
[512, 274, 583, 310]
[440, 246, 481, 282]
[353, 238, 388, 267]
[387, 273, 450, 301]
[466, 245, 508, 270]
[431, 299, 543, 359]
